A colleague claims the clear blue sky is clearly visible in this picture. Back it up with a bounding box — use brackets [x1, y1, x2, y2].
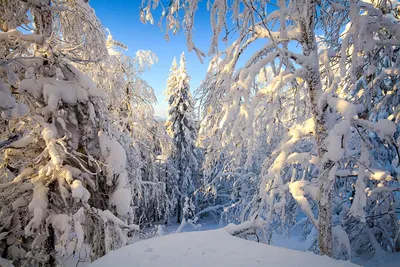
[90, 0, 214, 118]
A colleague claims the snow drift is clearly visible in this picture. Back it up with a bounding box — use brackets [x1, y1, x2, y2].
[90, 229, 358, 267]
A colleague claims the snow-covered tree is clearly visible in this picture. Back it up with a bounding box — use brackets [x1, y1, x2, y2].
[0, 1, 168, 266]
[0, 2, 136, 265]
[143, 0, 400, 258]
[165, 53, 201, 222]
[80, 31, 172, 226]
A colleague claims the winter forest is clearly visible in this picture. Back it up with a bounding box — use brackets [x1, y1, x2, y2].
[0, 0, 400, 266]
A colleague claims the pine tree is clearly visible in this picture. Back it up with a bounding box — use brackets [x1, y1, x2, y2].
[165, 53, 200, 223]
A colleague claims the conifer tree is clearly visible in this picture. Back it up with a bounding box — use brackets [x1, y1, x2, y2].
[165, 53, 200, 223]
[0, 1, 163, 265]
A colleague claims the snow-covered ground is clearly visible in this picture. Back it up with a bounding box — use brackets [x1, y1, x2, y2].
[63, 218, 399, 267]
[270, 233, 400, 267]
[89, 227, 358, 267]
[353, 252, 400, 267]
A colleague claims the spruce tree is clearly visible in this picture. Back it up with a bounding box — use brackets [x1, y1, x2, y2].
[165, 53, 199, 223]
[0, 1, 159, 265]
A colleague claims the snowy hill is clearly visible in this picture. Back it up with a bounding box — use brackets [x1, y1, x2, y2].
[90, 229, 358, 267]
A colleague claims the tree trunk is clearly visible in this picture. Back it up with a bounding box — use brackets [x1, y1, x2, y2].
[42, 224, 55, 267]
[297, 0, 334, 256]
[177, 196, 182, 223]
[391, 213, 400, 252]
[317, 162, 335, 257]
[32, 0, 52, 38]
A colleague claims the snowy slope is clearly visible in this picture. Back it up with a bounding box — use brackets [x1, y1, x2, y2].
[90, 229, 358, 267]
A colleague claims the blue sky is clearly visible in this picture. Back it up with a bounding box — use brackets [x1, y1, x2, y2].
[90, 0, 214, 118]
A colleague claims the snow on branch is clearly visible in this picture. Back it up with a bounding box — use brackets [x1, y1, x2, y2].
[0, 29, 44, 44]
[224, 214, 266, 236]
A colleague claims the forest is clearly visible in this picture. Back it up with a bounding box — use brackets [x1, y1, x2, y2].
[0, 0, 399, 266]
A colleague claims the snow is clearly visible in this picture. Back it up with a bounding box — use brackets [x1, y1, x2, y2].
[327, 95, 358, 120]
[349, 176, 367, 222]
[67, 64, 107, 99]
[356, 119, 397, 141]
[98, 131, 131, 216]
[73, 208, 85, 251]
[0, 91, 16, 110]
[110, 187, 131, 216]
[25, 181, 48, 236]
[97, 209, 139, 231]
[0, 29, 44, 44]
[175, 217, 200, 233]
[373, 119, 397, 139]
[90, 229, 358, 267]
[71, 180, 90, 203]
[287, 152, 313, 165]
[12, 196, 28, 209]
[98, 131, 127, 185]
[2, 1, 400, 266]
[323, 120, 351, 162]
[10, 135, 35, 148]
[354, 253, 400, 267]
[368, 169, 392, 181]
[12, 167, 33, 183]
[49, 214, 71, 234]
[0, 257, 13, 267]
[43, 82, 86, 111]
[19, 72, 106, 113]
[289, 180, 318, 227]
[18, 78, 43, 98]
[333, 225, 352, 260]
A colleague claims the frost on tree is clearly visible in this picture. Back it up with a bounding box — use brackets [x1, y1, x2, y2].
[143, 0, 400, 258]
[0, 1, 167, 266]
[80, 30, 171, 226]
[165, 53, 201, 223]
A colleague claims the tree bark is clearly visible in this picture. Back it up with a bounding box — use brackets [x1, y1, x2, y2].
[42, 224, 55, 267]
[317, 162, 335, 257]
[297, 0, 334, 257]
[177, 195, 182, 223]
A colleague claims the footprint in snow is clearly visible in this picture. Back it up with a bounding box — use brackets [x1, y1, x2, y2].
[149, 254, 160, 261]
[144, 247, 154, 253]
